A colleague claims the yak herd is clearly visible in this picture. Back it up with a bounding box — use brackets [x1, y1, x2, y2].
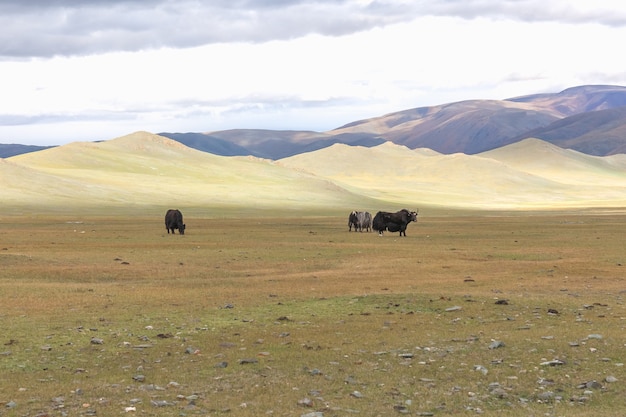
[349, 209, 419, 237]
[165, 208, 419, 237]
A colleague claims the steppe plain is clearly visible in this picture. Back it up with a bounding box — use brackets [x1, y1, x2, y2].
[1, 132, 626, 416]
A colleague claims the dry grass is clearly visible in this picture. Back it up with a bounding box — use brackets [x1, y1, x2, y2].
[1, 211, 626, 416]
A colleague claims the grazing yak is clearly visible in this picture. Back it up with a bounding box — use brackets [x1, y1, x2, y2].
[348, 211, 372, 232]
[165, 209, 186, 235]
[372, 209, 418, 236]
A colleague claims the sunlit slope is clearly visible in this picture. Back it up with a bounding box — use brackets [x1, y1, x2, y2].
[0, 158, 127, 207]
[5, 132, 378, 211]
[278, 141, 626, 208]
[480, 138, 626, 185]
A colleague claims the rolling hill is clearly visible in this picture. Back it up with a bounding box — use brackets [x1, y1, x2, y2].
[4, 132, 382, 214]
[3, 132, 626, 213]
[278, 140, 626, 209]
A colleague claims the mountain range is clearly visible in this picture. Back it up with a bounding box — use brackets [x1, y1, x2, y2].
[2, 84, 626, 213]
[3, 85, 626, 160]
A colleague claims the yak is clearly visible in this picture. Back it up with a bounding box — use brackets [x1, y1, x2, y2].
[348, 211, 372, 232]
[372, 209, 418, 236]
[165, 209, 186, 235]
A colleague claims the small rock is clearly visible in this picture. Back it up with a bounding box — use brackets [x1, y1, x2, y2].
[605, 375, 618, 383]
[6, 401, 17, 408]
[488, 340, 505, 349]
[587, 334, 603, 340]
[298, 397, 314, 407]
[573, 395, 590, 403]
[350, 391, 364, 398]
[540, 359, 565, 366]
[490, 387, 507, 398]
[133, 344, 152, 349]
[151, 400, 174, 407]
[301, 412, 324, 417]
[537, 391, 555, 402]
[239, 358, 258, 365]
[577, 380, 602, 389]
[474, 365, 488, 375]
[344, 375, 357, 384]
[90, 337, 104, 345]
[132, 375, 145, 382]
[214, 361, 228, 368]
[445, 306, 462, 312]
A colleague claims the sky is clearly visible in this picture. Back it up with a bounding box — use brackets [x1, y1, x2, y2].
[1, 0, 626, 146]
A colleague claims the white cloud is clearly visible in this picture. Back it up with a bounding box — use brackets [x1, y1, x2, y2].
[2, 1, 626, 145]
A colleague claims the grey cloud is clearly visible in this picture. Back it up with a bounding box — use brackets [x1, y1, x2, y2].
[0, 0, 409, 58]
[2, 0, 625, 59]
[0, 94, 358, 127]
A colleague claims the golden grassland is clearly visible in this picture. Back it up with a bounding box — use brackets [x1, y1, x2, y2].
[4, 132, 626, 212]
[1, 211, 626, 416]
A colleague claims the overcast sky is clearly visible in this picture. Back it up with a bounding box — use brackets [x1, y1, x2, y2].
[2, 0, 626, 146]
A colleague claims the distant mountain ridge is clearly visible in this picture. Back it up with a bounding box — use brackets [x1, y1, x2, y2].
[157, 85, 626, 158]
[0, 143, 55, 158]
